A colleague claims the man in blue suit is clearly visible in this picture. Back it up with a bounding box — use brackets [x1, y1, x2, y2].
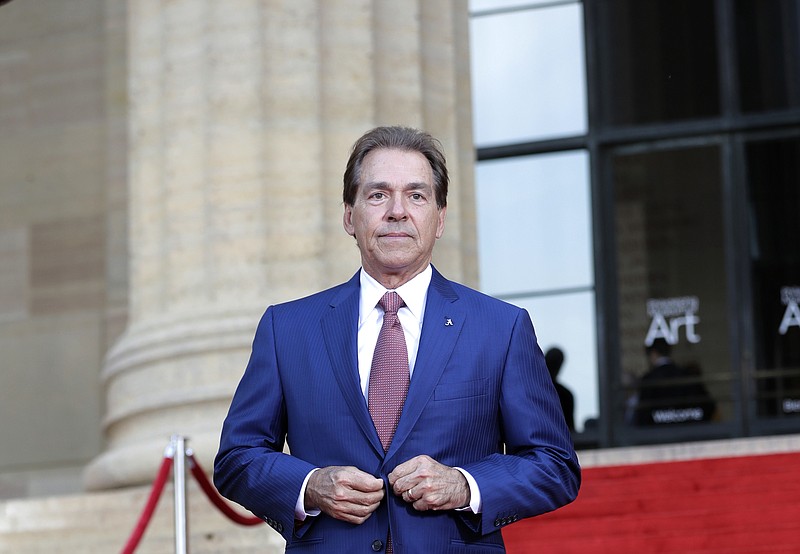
[214, 126, 580, 553]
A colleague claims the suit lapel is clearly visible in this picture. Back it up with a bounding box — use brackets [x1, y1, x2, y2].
[321, 272, 384, 456]
[387, 268, 464, 461]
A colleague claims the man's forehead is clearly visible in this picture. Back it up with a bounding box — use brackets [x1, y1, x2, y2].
[360, 149, 433, 185]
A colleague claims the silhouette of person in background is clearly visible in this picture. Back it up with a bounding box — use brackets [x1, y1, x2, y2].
[633, 338, 716, 425]
[545, 347, 575, 431]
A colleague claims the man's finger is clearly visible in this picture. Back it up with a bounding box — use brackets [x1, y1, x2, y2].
[349, 474, 385, 493]
[387, 459, 415, 485]
[388, 454, 431, 485]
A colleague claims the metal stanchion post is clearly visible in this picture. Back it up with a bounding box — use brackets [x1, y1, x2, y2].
[172, 435, 188, 554]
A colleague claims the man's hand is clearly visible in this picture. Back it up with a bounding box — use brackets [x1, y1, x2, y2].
[304, 466, 385, 524]
[388, 455, 470, 511]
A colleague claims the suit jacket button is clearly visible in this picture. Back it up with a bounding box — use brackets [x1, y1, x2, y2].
[371, 539, 384, 551]
[276, 523, 284, 532]
[494, 518, 501, 527]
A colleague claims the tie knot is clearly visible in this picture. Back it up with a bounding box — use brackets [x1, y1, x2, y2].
[379, 291, 404, 315]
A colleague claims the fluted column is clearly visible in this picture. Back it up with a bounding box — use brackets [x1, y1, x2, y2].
[86, 0, 475, 490]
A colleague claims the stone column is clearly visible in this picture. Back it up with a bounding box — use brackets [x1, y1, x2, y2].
[85, 0, 475, 490]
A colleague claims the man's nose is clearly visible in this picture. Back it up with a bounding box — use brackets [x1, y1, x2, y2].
[386, 195, 408, 219]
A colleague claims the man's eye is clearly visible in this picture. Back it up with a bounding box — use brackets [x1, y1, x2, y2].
[411, 193, 423, 201]
[370, 192, 385, 200]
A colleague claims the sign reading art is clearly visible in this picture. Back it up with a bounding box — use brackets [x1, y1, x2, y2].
[644, 296, 701, 346]
[779, 286, 800, 335]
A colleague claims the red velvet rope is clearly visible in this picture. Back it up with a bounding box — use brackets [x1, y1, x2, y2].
[121, 454, 174, 554]
[188, 453, 264, 526]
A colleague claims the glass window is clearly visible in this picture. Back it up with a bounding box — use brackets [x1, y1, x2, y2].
[746, 137, 800, 419]
[475, 150, 597, 434]
[470, 3, 586, 146]
[612, 145, 730, 430]
[516, 292, 599, 433]
[735, 0, 800, 113]
[595, 0, 720, 126]
[476, 151, 593, 295]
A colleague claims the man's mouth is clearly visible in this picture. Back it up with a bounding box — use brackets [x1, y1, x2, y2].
[380, 231, 412, 238]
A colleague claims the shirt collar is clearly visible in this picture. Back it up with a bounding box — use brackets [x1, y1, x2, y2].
[358, 265, 432, 324]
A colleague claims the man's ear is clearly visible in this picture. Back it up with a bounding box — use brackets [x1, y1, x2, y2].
[343, 204, 355, 237]
[435, 206, 447, 239]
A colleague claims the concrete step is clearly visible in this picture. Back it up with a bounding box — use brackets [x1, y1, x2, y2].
[0, 481, 284, 554]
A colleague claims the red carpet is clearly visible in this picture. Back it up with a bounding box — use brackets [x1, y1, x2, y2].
[503, 452, 800, 553]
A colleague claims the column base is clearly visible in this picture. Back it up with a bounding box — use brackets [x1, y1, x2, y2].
[85, 309, 261, 490]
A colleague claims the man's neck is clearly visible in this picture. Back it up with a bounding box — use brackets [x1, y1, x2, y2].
[362, 263, 432, 290]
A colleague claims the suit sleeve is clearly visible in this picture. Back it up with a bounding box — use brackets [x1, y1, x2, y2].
[213, 307, 316, 541]
[460, 308, 581, 535]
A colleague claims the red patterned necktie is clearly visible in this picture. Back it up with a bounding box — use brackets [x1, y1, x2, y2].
[368, 292, 409, 553]
[368, 291, 410, 452]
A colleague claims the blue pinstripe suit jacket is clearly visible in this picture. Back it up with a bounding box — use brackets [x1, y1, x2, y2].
[214, 267, 580, 553]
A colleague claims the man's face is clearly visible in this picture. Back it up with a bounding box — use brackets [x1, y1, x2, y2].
[343, 148, 446, 287]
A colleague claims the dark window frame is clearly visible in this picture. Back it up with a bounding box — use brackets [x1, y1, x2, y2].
[474, 0, 800, 448]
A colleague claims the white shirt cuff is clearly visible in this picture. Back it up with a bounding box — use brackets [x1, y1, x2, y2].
[294, 468, 322, 521]
[454, 467, 482, 513]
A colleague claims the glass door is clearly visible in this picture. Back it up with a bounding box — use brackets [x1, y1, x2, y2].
[610, 143, 732, 442]
[745, 136, 800, 424]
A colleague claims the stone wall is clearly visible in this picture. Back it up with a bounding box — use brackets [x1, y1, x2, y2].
[0, 0, 127, 499]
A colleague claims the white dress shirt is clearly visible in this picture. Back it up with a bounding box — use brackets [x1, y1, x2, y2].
[356, 266, 430, 396]
[295, 265, 481, 519]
